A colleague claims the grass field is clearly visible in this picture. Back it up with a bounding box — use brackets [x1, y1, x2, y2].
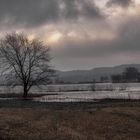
[0, 101, 140, 140]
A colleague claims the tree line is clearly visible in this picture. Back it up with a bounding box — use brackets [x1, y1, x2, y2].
[111, 67, 140, 83]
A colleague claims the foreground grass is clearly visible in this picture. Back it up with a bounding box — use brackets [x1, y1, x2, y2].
[0, 105, 140, 140]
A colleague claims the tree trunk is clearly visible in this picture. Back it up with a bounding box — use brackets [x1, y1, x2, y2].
[23, 85, 28, 99]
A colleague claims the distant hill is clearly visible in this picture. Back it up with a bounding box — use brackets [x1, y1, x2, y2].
[56, 64, 140, 83]
[1, 64, 140, 85]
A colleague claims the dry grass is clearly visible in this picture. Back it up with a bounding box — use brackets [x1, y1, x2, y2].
[0, 106, 140, 140]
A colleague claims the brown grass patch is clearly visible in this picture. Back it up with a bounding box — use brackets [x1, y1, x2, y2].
[0, 107, 140, 140]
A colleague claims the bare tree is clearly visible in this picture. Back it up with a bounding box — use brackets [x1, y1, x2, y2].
[0, 33, 54, 98]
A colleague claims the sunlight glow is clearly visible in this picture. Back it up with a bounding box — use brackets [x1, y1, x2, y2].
[135, 0, 140, 4]
[47, 32, 63, 44]
[28, 34, 36, 41]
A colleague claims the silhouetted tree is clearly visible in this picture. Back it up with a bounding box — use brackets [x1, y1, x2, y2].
[122, 67, 140, 82]
[0, 33, 54, 98]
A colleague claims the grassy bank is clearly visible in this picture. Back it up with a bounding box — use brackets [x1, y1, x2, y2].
[0, 98, 140, 140]
[0, 99, 140, 109]
[0, 105, 140, 140]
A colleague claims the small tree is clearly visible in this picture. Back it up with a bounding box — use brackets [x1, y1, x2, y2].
[0, 33, 54, 98]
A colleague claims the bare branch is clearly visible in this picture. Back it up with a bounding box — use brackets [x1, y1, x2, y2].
[0, 33, 54, 98]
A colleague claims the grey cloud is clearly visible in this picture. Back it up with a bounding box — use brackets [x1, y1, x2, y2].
[0, 0, 60, 28]
[0, 0, 139, 70]
[62, 0, 103, 19]
[51, 15, 140, 70]
[0, 0, 103, 28]
[106, 0, 134, 7]
[116, 16, 140, 52]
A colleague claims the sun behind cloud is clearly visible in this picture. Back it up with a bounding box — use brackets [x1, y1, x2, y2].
[47, 31, 63, 44]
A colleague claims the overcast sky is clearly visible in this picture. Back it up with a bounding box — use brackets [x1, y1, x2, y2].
[0, 0, 140, 70]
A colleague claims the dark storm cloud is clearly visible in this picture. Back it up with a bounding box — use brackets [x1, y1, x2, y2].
[0, 0, 139, 70]
[106, 0, 134, 7]
[0, 0, 103, 28]
[62, 0, 103, 19]
[0, 0, 60, 27]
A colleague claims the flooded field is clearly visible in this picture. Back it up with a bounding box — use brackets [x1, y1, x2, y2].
[0, 83, 140, 102]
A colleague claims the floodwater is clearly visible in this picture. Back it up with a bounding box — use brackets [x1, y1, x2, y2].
[0, 83, 140, 102]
